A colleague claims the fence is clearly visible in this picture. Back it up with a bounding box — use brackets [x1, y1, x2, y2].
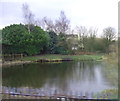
[1, 86, 118, 100]
[2, 54, 23, 61]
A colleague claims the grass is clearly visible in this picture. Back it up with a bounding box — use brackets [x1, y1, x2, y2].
[102, 52, 118, 87]
[22, 54, 103, 62]
[94, 88, 118, 99]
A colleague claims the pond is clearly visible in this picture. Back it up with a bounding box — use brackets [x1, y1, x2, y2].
[2, 61, 117, 94]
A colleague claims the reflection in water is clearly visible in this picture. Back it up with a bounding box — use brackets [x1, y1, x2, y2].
[2, 61, 115, 93]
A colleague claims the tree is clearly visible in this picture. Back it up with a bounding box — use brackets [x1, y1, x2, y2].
[27, 25, 50, 55]
[56, 32, 69, 54]
[2, 24, 28, 54]
[103, 27, 116, 42]
[66, 34, 79, 54]
[22, 3, 35, 34]
[93, 38, 106, 52]
[75, 26, 98, 52]
[75, 26, 88, 50]
[86, 28, 97, 52]
[42, 17, 55, 31]
[35, 17, 55, 32]
[48, 31, 58, 54]
[55, 11, 70, 34]
[2, 24, 27, 45]
[102, 27, 116, 53]
[34, 10, 71, 34]
[2, 24, 49, 55]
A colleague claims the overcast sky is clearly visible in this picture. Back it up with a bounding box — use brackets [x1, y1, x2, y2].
[0, 0, 118, 35]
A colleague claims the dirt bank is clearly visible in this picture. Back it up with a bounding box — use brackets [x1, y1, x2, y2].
[2, 60, 33, 67]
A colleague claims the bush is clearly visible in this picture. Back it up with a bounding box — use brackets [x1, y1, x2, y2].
[2, 24, 50, 55]
[56, 47, 70, 55]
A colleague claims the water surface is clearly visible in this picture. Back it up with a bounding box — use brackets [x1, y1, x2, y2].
[2, 61, 116, 93]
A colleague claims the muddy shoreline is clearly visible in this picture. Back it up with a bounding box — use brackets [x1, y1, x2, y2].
[1, 60, 33, 67]
[1, 57, 103, 67]
[1, 58, 74, 67]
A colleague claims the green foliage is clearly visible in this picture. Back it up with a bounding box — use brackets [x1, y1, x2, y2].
[2, 24, 116, 55]
[57, 32, 69, 54]
[48, 31, 58, 54]
[47, 31, 69, 54]
[81, 36, 111, 53]
[2, 24, 49, 55]
[2, 24, 27, 45]
[102, 27, 116, 53]
[93, 38, 106, 52]
[56, 46, 69, 55]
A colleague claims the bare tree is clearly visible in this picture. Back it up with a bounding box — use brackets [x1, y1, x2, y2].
[88, 27, 98, 38]
[35, 11, 71, 34]
[42, 17, 55, 31]
[22, 5, 70, 34]
[22, 3, 35, 33]
[55, 11, 70, 34]
[102, 27, 116, 53]
[35, 17, 54, 32]
[76, 26, 88, 39]
[75, 26, 98, 51]
[103, 27, 116, 42]
[34, 19, 42, 28]
[75, 26, 88, 48]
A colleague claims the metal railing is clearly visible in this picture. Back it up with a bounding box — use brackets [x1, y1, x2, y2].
[1, 86, 118, 100]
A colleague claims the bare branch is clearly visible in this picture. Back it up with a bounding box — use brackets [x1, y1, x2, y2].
[22, 3, 35, 25]
[55, 11, 70, 34]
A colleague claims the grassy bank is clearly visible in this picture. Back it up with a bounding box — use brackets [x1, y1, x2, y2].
[102, 53, 118, 87]
[22, 54, 103, 62]
[94, 88, 118, 99]
[2, 54, 104, 66]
